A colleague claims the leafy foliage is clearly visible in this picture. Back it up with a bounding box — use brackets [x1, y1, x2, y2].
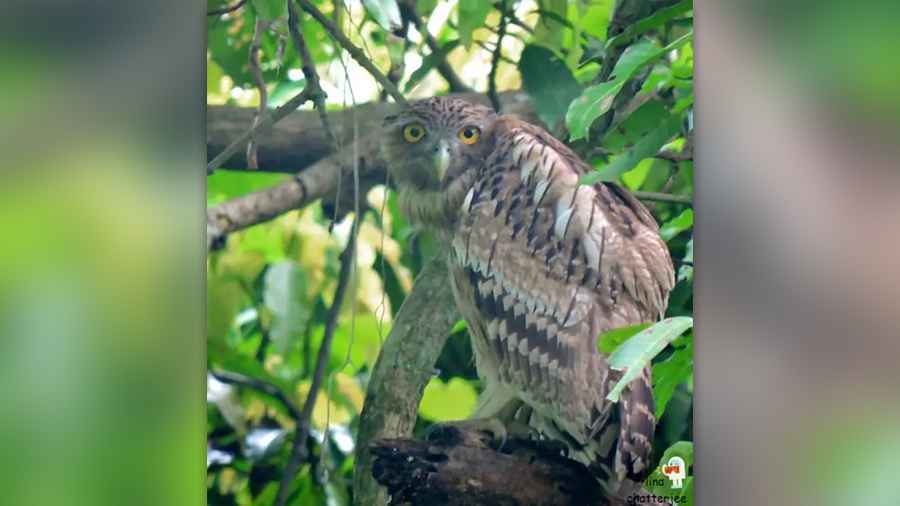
[207, 1, 694, 504]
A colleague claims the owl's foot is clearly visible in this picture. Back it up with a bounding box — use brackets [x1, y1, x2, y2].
[424, 417, 509, 450]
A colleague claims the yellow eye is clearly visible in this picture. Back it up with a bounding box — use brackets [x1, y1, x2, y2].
[402, 123, 426, 143]
[458, 126, 481, 145]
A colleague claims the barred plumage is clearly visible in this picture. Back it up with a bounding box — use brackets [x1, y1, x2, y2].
[382, 97, 675, 493]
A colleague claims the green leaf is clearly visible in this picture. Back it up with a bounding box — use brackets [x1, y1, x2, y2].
[621, 158, 654, 190]
[518, 45, 582, 130]
[583, 113, 682, 185]
[678, 237, 693, 282]
[605, 317, 693, 402]
[566, 31, 693, 141]
[660, 208, 694, 241]
[450, 319, 468, 334]
[251, 0, 286, 20]
[363, 0, 403, 31]
[417, 0, 438, 13]
[405, 40, 461, 92]
[605, 0, 693, 49]
[268, 79, 307, 108]
[458, 0, 493, 48]
[597, 323, 650, 354]
[263, 261, 311, 354]
[652, 336, 692, 418]
[418, 377, 478, 422]
[565, 80, 626, 142]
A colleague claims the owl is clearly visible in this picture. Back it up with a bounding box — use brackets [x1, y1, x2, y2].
[381, 97, 675, 496]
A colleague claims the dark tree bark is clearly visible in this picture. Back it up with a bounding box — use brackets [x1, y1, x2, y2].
[370, 430, 672, 506]
[370, 435, 605, 506]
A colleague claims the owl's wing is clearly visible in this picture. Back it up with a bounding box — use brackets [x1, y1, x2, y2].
[450, 117, 674, 481]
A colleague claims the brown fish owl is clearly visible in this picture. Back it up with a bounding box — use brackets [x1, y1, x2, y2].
[382, 97, 675, 494]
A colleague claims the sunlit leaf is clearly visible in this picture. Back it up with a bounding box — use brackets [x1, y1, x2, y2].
[418, 377, 478, 422]
[458, 0, 493, 48]
[597, 323, 651, 354]
[605, 317, 693, 402]
[363, 0, 403, 31]
[263, 261, 311, 354]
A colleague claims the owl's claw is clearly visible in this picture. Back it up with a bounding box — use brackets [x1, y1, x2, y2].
[424, 418, 509, 450]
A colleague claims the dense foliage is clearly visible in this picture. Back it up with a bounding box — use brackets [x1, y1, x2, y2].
[207, 1, 694, 504]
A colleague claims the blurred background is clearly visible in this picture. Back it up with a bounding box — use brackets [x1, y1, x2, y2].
[0, 0, 895, 505]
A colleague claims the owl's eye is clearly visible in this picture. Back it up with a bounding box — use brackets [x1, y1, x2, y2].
[402, 123, 426, 143]
[458, 126, 481, 145]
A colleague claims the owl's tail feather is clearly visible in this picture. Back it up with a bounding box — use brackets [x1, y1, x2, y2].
[613, 366, 656, 483]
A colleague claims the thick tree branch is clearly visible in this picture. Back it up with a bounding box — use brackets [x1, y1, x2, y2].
[295, 0, 407, 105]
[353, 257, 461, 505]
[206, 130, 384, 250]
[207, 87, 315, 174]
[371, 436, 603, 506]
[370, 432, 675, 506]
[274, 217, 359, 506]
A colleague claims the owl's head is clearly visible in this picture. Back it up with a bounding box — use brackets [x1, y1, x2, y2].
[382, 97, 497, 193]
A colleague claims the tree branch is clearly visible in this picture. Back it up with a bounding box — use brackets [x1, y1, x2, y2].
[210, 370, 303, 421]
[287, 0, 338, 148]
[353, 257, 461, 505]
[246, 19, 270, 170]
[399, 0, 471, 93]
[206, 130, 384, 250]
[633, 191, 692, 205]
[207, 87, 314, 174]
[487, 2, 508, 112]
[208, 0, 248, 17]
[295, 0, 407, 105]
[274, 217, 359, 506]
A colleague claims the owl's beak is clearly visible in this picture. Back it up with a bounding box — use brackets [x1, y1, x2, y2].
[434, 140, 451, 184]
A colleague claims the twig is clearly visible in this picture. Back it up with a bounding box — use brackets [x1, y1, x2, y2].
[210, 370, 302, 421]
[506, 14, 535, 35]
[208, 0, 248, 17]
[287, 0, 338, 148]
[274, 217, 360, 506]
[207, 87, 314, 174]
[246, 19, 270, 170]
[295, 0, 407, 105]
[656, 135, 693, 163]
[488, 1, 508, 112]
[633, 191, 692, 205]
[400, 0, 470, 93]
